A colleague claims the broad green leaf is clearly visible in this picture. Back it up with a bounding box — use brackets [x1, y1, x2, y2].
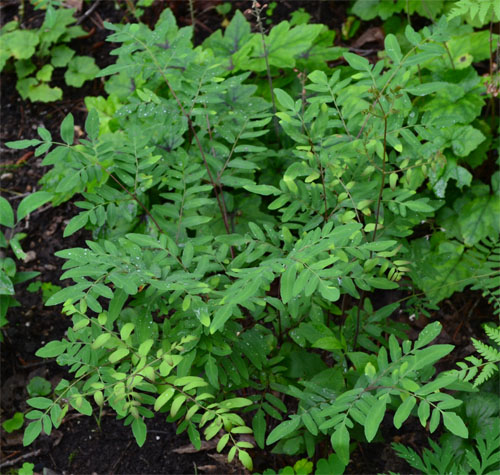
[281, 263, 297, 304]
[393, 396, 416, 429]
[414, 322, 442, 349]
[17, 192, 53, 222]
[418, 400, 430, 427]
[170, 394, 186, 418]
[63, 212, 87, 237]
[318, 281, 340, 302]
[132, 418, 147, 447]
[23, 420, 42, 446]
[266, 416, 301, 445]
[442, 411, 468, 438]
[120, 323, 135, 340]
[154, 387, 175, 411]
[238, 450, 253, 471]
[412, 345, 454, 372]
[385, 34, 402, 63]
[0, 196, 14, 227]
[5, 139, 41, 150]
[429, 407, 440, 433]
[65, 56, 99, 88]
[205, 355, 219, 389]
[35, 340, 67, 358]
[85, 108, 100, 141]
[406, 82, 447, 96]
[364, 397, 386, 442]
[243, 184, 281, 195]
[108, 347, 129, 363]
[274, 88, 296, 111]
[252, 409, 266, 449]
[27, 397, 52, 410]
[343, 52, 370, 71]
[331, 423, 350, 465]
[91, 333, 111, 349]
[60, 113, 74, 145]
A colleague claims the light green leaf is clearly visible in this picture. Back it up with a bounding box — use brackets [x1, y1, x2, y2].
[243, 184, 281, 195]
[266, 416, 301, 445]
[205, 355, 219, 389]
[343, 52, 371, 71]
[108, 347, 129, 363]
[252, 409, 266, 449]
[281, 263, 297, 304]
[442, 411, 468, 438]
[154, 387, 175, 411]
[274, 88, 296, 111]
[63, 212, 89, 237]
[17, 192, 53, 222]
[385, 34, 402, 63]
[0, 196, 14, 227]
[364, 397, 386, 442]
[60, 113, 74, 145]
[414, 322, 442, 349]
[393, 396, 416, 429]
[23, 420, 42, 446]
[132, 418, 147, 447]
[331, 423, 350, 465]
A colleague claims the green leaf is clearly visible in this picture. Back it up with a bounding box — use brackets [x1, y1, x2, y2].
[64, 212, 89, 237]
[170, 394, 186, 418]
[238, 450, 253, 471]
[35, 340, 67, 358]
[252, 409, 266, 449]
[406, 82, 447, 96]
[393, 396, 416, 429]
[109, 347, 129, 363]
[23, 420, 42, 446]
[120, 323, 135, 340]
[205, 355, 219, 389]
[331, 423, 350, 465]
[274, 88, 296, 111]
[281, 263, 297, 304]
[266, 416, 301, 445]
[210, 305, 233, 334]
[0, 196, 14, 227]
[85, 108, 100, 141]
[154, 387, 175, 411]
[418, 400, 430, 427]
[243, 184, 281, 195]
[27, 397, 52, 409]
[414, 322, 442, 349]
[132, 418, 147, 447]
[385, 34, 402, 63]
[50, 45, 75, 67]
[60, 113, 74, 145]
[343, 52, 370, 71]
[188, 423, 201, 450]
[65, 56, 100, 88]
[364, 397, 386, 442]
[91, 333, 111, 349]
[318, 281, 340, 302]
[429, 407, 440, 433]
[442, 411, 468, 438]
[5, 139, 41, 150]
[2, 412, 24, 433]
[17, 192, 53, 222]
[412, 345, 454, 372]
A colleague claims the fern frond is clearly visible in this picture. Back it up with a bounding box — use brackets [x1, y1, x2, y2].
[456, 325, 500, 387]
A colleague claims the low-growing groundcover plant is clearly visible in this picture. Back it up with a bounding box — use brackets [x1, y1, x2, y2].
[6, 2, 499, 472]
[0, 0, 99, 102]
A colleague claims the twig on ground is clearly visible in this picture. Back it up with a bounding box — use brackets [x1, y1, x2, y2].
[0, 449, 42, 469]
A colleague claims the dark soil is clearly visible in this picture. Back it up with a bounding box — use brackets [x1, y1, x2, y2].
[0, 1, 496, 474]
